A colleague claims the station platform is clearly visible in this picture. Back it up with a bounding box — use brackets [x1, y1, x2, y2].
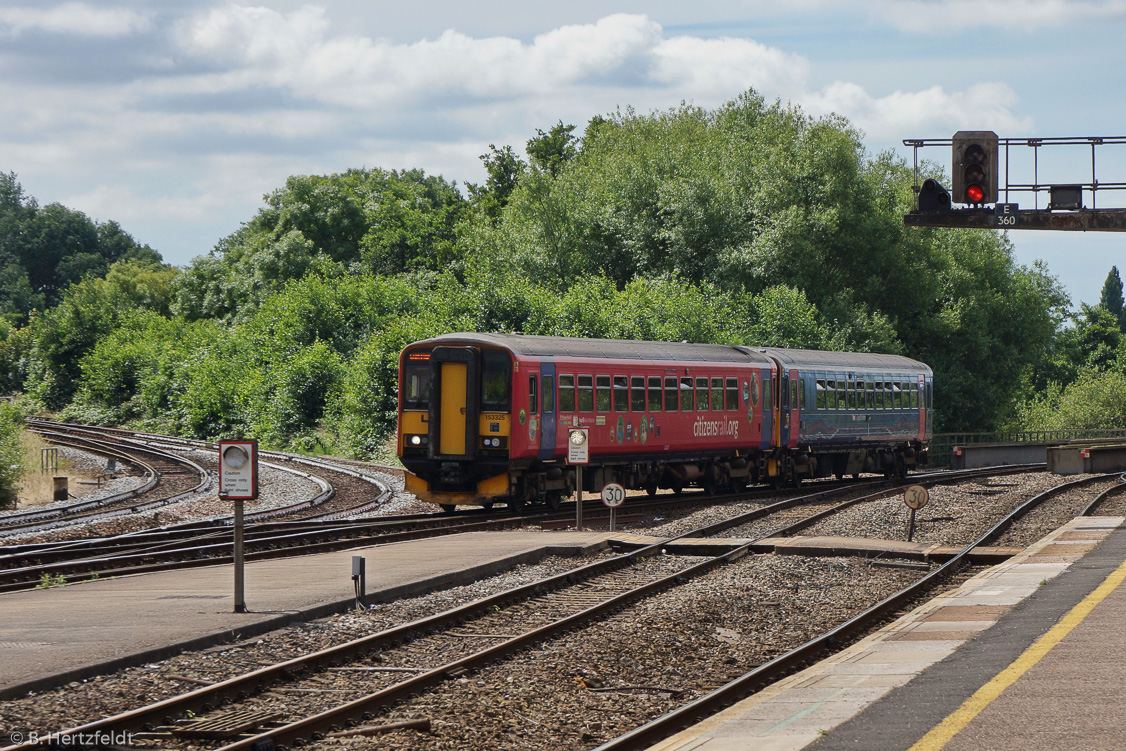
[0, 529, 616, 699]
[648, 514, 1126, 751]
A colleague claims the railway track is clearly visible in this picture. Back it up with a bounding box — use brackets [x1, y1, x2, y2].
[3, 465, 1098, 751]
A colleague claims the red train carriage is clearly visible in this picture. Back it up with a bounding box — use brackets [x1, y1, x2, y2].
[398, 333, 776, 511]
[397, 333, 933, 511]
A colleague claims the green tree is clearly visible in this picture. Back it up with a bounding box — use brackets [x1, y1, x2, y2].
[0, 402, 23, 508]
[1099, 265, 1125, 332]
[526, 121, 578, 177]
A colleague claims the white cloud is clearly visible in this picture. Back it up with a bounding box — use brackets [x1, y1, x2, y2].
[866, 0, 1126, 32]
[0, 2, 149, 37]
[172, 9, 810, 106]
[802, 81, 1033, 141]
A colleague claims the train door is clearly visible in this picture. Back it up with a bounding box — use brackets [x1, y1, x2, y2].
[428, 346, 479, 460]
[538, 361, 557, 461]
[761, 367, 774, 449]
[918, 373, 927, 441]
[779, 368, 799, 448]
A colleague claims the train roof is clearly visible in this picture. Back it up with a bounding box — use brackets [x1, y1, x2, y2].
[406, 334, 932, 374]
[741, 346, 933, 375]
[408, 333, 773, 364]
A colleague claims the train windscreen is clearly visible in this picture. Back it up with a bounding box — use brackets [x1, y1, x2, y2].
[480, 349, 512, 411]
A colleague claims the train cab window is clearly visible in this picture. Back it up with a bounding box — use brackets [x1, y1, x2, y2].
[710, 378, 724, 411]
[763, 376, 772, 411]
[578, 375, 594, 412]
[926, 382, 932, 408]
[680, 377, 694, 410]
[631, 376, 646, 411]
[404, 363, 432, 410]
[596, 375, 611, 412]
[696, 377, 709, 411]
[613, 376, 628, 411]
[481, 350, 512, 411]
[558, 374, 576, 412]
[529, 375, 538, 414]
[665, 377, 679, 411]
[648, 376, 663, 411]
[726, 378, 739, 410]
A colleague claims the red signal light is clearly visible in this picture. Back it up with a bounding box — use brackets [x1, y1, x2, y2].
[966, 184, 985, 203]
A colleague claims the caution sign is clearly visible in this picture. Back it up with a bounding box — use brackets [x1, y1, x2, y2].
[219, 439, 259, 500]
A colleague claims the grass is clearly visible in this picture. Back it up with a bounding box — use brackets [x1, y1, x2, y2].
[14, 430, 100, 508]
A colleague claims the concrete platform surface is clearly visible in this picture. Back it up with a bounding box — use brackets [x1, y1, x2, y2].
[0, 529, 615, 698]
[647, 516, 1126, 751]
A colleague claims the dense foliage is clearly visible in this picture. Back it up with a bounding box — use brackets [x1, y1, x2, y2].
[0, 172, 162, 323]
[0, 402, 23, 508]
[1, 88, 1113, 454]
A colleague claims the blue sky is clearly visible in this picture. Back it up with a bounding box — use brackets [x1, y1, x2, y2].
[2, 1, 1124, 306]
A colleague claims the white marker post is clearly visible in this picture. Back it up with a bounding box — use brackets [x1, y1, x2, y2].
[601, 482, 626, 531]
[567, 428, 589, 530]
[219, 439, 259, 613]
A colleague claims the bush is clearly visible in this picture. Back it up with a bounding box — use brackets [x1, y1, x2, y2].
[0, 402, 24, 508]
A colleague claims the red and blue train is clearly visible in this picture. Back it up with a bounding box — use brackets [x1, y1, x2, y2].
[397, 333, 932, 511]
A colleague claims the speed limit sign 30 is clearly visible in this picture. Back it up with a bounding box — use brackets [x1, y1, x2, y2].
[601, 483, 626, 508]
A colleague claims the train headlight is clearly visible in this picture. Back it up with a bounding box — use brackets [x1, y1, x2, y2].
[410, 435, 421, 446]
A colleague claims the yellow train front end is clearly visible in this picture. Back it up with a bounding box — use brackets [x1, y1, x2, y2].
[397, 339, 514, 511]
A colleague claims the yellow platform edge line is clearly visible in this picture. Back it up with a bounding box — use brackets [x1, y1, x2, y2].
[909, 555, 1126, 751]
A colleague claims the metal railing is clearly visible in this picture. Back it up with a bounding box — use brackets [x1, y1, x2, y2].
[930, 429, 1126, 467]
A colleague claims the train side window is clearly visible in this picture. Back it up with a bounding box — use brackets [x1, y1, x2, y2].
[648, 376, 663, 411]
[543, 376, 555, 413]
[681, 377, 694, 410]
[865, 381, 875, 410]
[874, 381, 884, 410]
[631, 376, 646, 411]
[725, 378, 738, 410]
[529, 375, 538, 414]
[910, 382, 919, 408]
[665, 377, 679, 411]
[898, 382, 908, 409]
[578, 375, 594, 412]
[926, 382, 932, 408]
[613, 376, 628, 412]
[835, 380, 844, 410]
[847, 381, 857, 409]
[763, 375, 772, 411]
[596, 375, 611, 412]
[816, 380, 826, 410]
[558, 374, 576, 412]
[696, 377, 709, 411]
[788, 379, 798, 412]
[710, 378, 724, 411]
[798, 378, 806, 411]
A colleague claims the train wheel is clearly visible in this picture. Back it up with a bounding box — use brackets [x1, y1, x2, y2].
[439, 504, 456, 514]
[508, 497, 525, 514]
[646, 482, 658, 497]
[670, 480, 684, 495]
[703, 474, 717, 495]
[545, 493, 563, 511]
[480, 501, 494, 511]
[791, 473, 803, 488]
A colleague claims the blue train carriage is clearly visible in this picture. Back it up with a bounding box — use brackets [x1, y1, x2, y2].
[746, 347, 933, 484]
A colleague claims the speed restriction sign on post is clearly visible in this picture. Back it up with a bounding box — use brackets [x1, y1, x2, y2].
[601, 483, 626, 508]
[903, 484, 930, 510]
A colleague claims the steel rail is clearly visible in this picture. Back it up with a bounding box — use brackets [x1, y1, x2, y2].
[592, 472, 1117, 751]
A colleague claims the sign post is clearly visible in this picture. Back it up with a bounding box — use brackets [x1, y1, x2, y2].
[219, 439, 259, 613]
[601, 482, 626, 531]
[903, 484, 930, 542]
[567, 428, 589, 529]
